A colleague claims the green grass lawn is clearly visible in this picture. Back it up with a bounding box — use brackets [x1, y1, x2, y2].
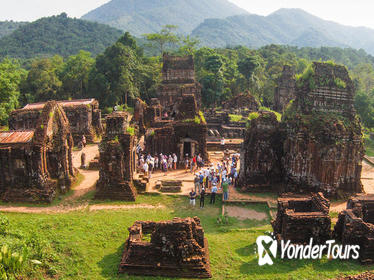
[1, 194, 373, 280]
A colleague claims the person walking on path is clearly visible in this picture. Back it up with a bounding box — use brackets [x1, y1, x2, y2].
[173, 153, 178, 170]
[210, 184, 218, 204]
[191, 155, 197, 173]
[189, 188, 197, 207]
[200, 188, 206, 208]
[143, 161, 149, 177]
[222, 179, 229, 201]
[199, 172, 204, 192]
[194, 173, 200, 193]
[185, 154, 190, 172]
[80, 152, 86, 169]
[82, 135, 87, 148]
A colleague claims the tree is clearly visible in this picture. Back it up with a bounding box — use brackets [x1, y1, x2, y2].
[0, 58, 26, 124]
[59, 50, 94, 99]
[355, 90, 374, 129]
[238, 55, 260, 83]
[200, 54, 225, 107]
[143, 25, 180, 55]
[178, 35, 200, 55]
[117, 32, 144, 57]
[89, 43, 139, 108]
[21, 55, 63, 103]
[89, 32, 161, 108]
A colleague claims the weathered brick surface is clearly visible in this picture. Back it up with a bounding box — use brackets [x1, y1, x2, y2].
[143, 94, 208, 162]
[158, 54, 202, 109]
[239, 62, 363, 197]
[9, 99, 102, 144]
[95, 112, 137, 201]
[119, 217, 212, 278]
[332, 272, 374, 280]
[205, 92, 258, 139]
[238, 112, 283, 190]
[274, 65, 296, 112]
[272, 193, 331, 244]
[333, 194, 374, 264]
[0, 101, 74, 202]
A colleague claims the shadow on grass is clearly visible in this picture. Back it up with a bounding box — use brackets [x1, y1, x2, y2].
[239, 258, 308, 275]
[236, 244, 256, 257]
[97, 244, 123, 279]
[98, 243, 175, 280]
[239, 256, 371, 278]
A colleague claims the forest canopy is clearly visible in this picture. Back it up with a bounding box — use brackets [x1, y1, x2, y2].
[1, 27, 374, 132]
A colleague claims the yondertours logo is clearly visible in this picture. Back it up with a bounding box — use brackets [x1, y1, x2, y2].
[256, 234, 278, 265]
[256, 234, 360, 266]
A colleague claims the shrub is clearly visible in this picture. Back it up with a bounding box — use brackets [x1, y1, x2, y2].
[248, 112, 259, 121]
[0, 214, 9, 235]
[126, 127, 135, 136]
[334, 78, 347, 89]
[282, 100, 296, 121]
[199, 111, 206, 124]
[229, 114, 243, 122]
[258, 107, 282, 122]
[0, 245, 27, 279]
[103, 107, 113, 114]
[296, 63, 315, 89]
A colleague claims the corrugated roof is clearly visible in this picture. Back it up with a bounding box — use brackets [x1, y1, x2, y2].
[23, 99, 96, 110]
[0, 131, 35, 144]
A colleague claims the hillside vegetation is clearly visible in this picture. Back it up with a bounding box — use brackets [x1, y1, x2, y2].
[81, 0, 247, 35]
[0, 21, 27, 38]
[0, 13, 123, 59]
[192, 8, 374, 55]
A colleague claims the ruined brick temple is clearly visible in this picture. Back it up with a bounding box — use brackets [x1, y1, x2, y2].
[0, 101, 74, 202]
[158, 54, 202, 109]
[205, 92, 259, 140]
[144, 94, 208, 162]
[334, 194, 374, 263]
[274, 65, 296, 112]
[95, 111, 137, 201]
[238, 112, 282, 191]
[9, 99, 103, 144]
[272, 192, 331, 244]
[238, 62, 364, 197]
[119, 217, 212, 278]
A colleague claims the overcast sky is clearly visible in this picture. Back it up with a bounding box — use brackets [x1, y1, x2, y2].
[1, 0, 374, 29]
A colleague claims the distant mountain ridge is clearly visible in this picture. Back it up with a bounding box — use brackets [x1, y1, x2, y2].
[0, 13, 123, 59]
[81, 0, 248, 35]
[192, 8, 374, 54]
[0, 21, 28, 38]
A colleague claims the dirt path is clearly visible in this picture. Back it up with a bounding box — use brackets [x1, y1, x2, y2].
[225, 205, 267, 221]
[0, 204, 164, 214]
[361, 161, 374, 194]
[69, 145, 100, 200]
[2, 147, 373, 215]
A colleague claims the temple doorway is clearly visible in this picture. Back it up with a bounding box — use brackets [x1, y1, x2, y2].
[183, 141, 191, 157]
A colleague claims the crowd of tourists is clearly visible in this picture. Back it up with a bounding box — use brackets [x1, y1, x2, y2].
[137, 152, 207, 177]
[189, 153, 239, 208]
[136, 147, 239, 208]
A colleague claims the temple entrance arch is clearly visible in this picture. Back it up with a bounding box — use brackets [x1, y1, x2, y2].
[178, 138, 198, 161]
